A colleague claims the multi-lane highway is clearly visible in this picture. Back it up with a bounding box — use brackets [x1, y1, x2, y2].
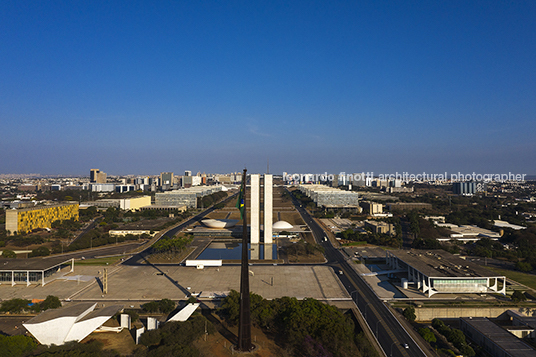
[287, 189, 428, 357]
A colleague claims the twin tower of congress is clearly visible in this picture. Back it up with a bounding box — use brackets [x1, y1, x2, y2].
[249, 174, 273, 244]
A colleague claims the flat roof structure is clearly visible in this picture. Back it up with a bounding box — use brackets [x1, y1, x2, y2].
[23, 302, 123, 346]
[167, 303, 200, 322]
[386, 250, 506, 297]
[190, 225, 245, 238]
[494, 220, 527, 231]
[0, 257, 74, 286]
[385, 202, 432, 211]
[28, 302, 97, 325]
[155, 186, 224, 208]
[139, 205, 187, 211]
[460, 317, 536, 357]
[298, 184, 359, 209]
[506, 310, 536, 329]
[448, 225, 501, 240]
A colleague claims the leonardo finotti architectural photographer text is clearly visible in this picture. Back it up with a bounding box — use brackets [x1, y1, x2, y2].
[283, 171, 527, 182]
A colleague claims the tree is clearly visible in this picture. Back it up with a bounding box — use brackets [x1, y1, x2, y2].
[142, 301, 160, 313]
[448, 328, 466, 347]
[515, 261, 532, 272]
[29, 246, 50, 257]
[220, 289, 240, 325]
[459, 343, 476, 357]
[512, 290, 527, 303]
[33, 339, 119, 357]
[0, 335, 38, 357]
[432, 318, 445, 330]
[403, 306, 416, 322]
[0, 298, 31, 313]
[138, 315, 212, 356]
[418, 327, 436, 343]
[123, 309, 139, 322]
[138, 329, 162, 347]
[408, 211, 421, 237]
[158, 298, 175, 314]
[221, 292, 359, 356]
[40, 295, 62, 310]
[1, 249, 16, 258]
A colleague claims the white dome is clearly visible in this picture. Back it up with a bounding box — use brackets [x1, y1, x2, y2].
[272, 220, 293, 230]
[201, 219, 239, 228]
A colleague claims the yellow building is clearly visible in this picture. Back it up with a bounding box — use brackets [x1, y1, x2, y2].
[119, 196, 152, 211]
[5, 203, 79, 235]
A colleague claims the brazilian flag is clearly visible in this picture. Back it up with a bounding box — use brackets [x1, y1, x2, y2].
[236, 185, 245, 220]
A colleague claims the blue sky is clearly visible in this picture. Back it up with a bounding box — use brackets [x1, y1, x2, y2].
[1, 1, 535, 176]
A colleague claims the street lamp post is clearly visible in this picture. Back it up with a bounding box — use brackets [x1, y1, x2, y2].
[365, 302, 372, 320]
[350, 290, 359, 306]
[390, 342, 397, 357]
[376, 320, 381, 337]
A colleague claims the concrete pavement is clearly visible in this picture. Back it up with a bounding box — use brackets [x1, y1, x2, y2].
[0, 265, 351, 305]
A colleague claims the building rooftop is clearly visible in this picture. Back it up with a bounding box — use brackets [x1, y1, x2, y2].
[494, 220, 527, 230]
[506, 310, 536, 330]
[449, 225, 501, 239]
[461, 317, 536, 357]
[388, 249, 501, 278]
[0, 256, 72, 272]
[25, 303, 96, 324]
[23, 303, 123, 346]
[78, 305, 124, 322]
[7, 202, 78, 212]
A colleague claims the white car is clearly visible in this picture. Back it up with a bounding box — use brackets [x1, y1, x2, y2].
[403, 343, 409, 349]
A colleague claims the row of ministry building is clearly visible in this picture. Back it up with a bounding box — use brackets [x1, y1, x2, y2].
[5, 185, 228, 235]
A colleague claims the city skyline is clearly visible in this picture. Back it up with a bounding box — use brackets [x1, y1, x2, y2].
[1, 1, 535, 175]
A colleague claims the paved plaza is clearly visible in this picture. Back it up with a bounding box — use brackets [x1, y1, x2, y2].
[0, 264, 351, 304]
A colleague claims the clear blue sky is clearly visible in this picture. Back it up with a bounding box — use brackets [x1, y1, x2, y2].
[1, 1, 535, 176]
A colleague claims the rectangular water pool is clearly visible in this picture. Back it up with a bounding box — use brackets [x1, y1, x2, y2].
[197, 242, 277, 260]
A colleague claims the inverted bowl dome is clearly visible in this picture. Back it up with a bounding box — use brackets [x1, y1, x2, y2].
[201, 219, 239, 228]
[272, 220, 293, 230]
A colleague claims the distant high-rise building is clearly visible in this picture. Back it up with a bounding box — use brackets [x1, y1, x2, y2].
[361, 201, 383, 215]
[184, 170, 192, 177]
[389, 179, 402, 188]
[182, 175, 192, 188]
[453, 182, 476, 195]
[160, 172, 174, 189]
[332, 174, 339, 187]
[90, 169, 107, 183]
[250, 174, 273, 244]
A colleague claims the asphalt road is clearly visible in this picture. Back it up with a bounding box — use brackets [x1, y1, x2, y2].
[69, 215, 102, 246]
[287, 189, 427, 357]
[48, 241, 146, 261]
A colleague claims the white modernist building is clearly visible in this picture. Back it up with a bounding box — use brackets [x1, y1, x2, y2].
[264, 174, 273, 244]
[298, 184, 359, 211]
[250, 174, 260, 244]
[23, 303, 123, 346]
[167, 303, 200, 322]
[386, 250, 506, 297]
[249, 174, 273, 244]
